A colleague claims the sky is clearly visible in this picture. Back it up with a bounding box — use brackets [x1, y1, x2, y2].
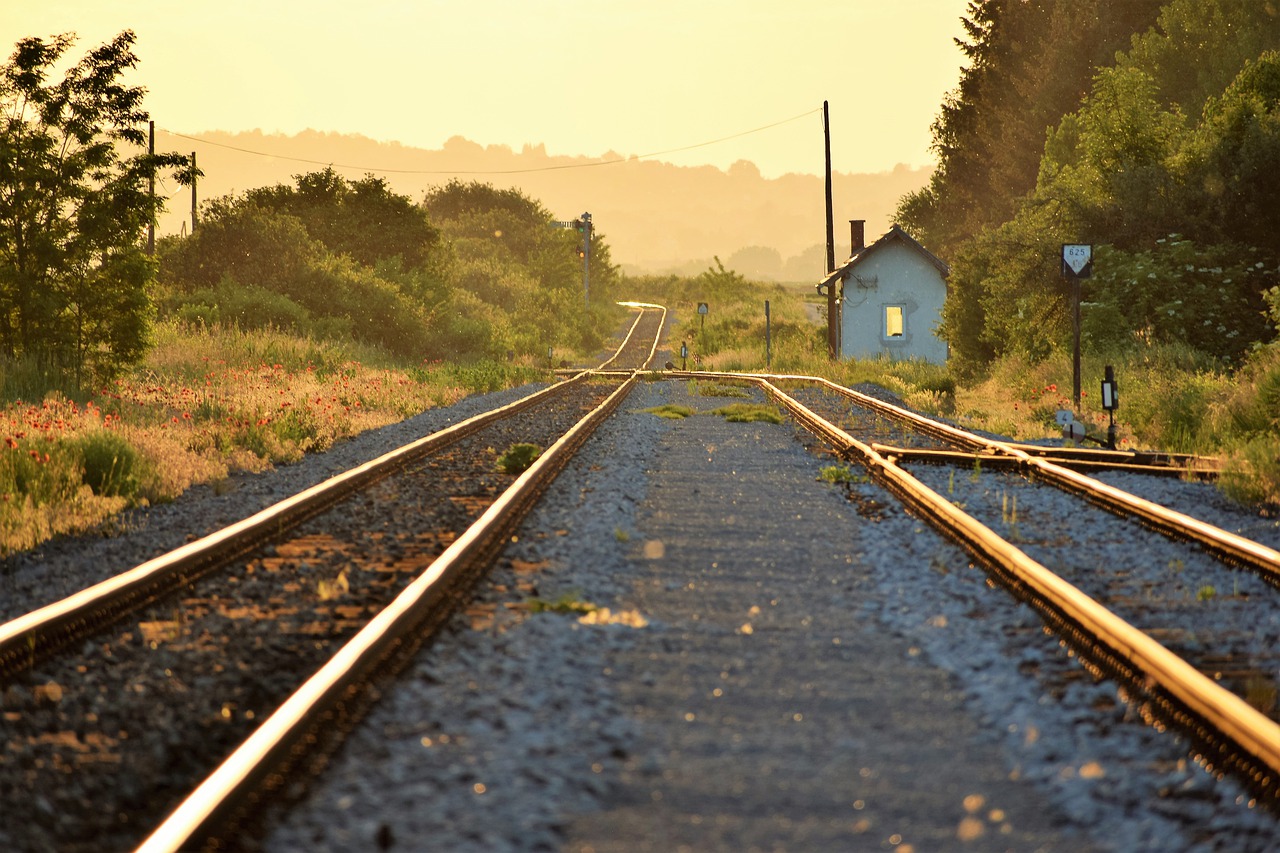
[5, 1, 971, 179]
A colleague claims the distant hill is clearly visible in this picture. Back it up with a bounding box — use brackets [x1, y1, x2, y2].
[156, 130, 932, 280]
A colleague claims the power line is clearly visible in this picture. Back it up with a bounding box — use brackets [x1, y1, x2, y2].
[157, 107, 822, 176]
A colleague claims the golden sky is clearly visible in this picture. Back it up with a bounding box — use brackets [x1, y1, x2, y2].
[6, 1, 969, 178]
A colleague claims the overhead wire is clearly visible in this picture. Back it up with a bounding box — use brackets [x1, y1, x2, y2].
[156, 107, 822, 176]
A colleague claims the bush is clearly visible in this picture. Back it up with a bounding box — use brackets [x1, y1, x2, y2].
[496, 443, 542, 475]
[1220, 434, 1280, 507]
[164, 280, 312, 333]
[72, 430, 147, 498]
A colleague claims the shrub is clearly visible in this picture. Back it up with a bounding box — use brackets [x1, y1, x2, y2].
[1220, 434, 1280, 507]
[72, 430, 146, 498]
[496, 443, 542, 475]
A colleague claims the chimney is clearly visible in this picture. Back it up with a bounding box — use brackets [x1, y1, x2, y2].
[850, 220, 865, 255]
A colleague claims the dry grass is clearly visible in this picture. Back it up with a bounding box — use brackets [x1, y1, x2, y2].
[0, 320, 545, 555]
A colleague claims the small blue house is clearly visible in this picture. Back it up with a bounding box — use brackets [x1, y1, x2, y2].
[818, 223, 950, 364]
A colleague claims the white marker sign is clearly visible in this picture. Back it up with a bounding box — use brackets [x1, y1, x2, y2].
[1062, 244, 1093, 278]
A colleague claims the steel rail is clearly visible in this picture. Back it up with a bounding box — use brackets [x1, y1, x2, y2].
[870, 444, 1218, 479]
[137, 373, 642, 853]
[756, 377, 1280, 806]
[0, 377, 587, 675]
[595, 303, 666, 372]
[0, 306, 662, 676]
[677, 369, 1278, 583]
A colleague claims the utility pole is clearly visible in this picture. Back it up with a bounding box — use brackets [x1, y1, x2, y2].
[190, 151, 198, 233]
[147, 121, 156, 254]
[823, 101, 837, 359]
[580, 212, 591, 307]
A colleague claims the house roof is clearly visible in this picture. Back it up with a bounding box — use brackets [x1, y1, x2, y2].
[818, 224, 949, 290]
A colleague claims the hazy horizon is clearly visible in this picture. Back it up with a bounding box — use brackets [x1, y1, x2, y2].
[8, 1, 966, 181]
[154, 128, 933, 278]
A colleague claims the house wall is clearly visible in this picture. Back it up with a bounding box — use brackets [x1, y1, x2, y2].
[839, 240, 948, 364]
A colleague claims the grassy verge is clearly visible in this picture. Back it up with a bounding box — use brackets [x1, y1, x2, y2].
[0, 320, 548, 555]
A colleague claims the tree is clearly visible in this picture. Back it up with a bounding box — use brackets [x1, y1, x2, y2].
[242, 167, 440, 270]
[899, 0, 1164, 257]
[0, 31, 195, 386]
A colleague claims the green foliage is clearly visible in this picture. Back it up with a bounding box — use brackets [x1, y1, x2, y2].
[939, 209, 1068, 374]
[899, 0, 1165, 255]
[695, 257, 748, 296]
[160, 205, 320, 291]
[1180, 51, 1280, 250]
[72, 430, 146, 497]
[0, 439, 84, 508]
[495, 442, 542, 475]
[1119, 0, 1280, 118]
[642, 404, 694, 419]
[694, 383, 751, 398]
[1085, 240, 1275, 361]
[818, 465, 868, 485]
[0, 31, 197, 387]
[416, 358, 543, 395]
[709, 403, 783, 424]
[242, 167, 441, 269]
[158, 174, 626, 364]
[423, 180, 622, 357]
[164, 278, 311, 332]
[159, 198, 434, 358]
[935, 17, 1280, 374]
[1220, 434, 1280, 506]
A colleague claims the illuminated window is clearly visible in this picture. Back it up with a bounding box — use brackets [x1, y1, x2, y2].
[885, 305, 904, 338]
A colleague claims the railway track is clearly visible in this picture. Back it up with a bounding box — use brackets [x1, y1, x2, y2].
[0, 305, 663, 852]
[673, 370, 1280, 808]
[5, 303, 1280, 848]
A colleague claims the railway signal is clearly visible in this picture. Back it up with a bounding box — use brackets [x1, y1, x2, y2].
[552, 212, 592, 305]
[1101, 364, 1119, 449]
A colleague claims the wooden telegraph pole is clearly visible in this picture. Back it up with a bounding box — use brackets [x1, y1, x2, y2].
[823, 101, 837, 359]
[190, 152, 198, 232]
[148, 121, 156, 254]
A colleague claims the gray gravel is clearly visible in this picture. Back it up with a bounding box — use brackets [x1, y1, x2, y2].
[4, 374, 1279, 851]
[262, 380, 1279, 851]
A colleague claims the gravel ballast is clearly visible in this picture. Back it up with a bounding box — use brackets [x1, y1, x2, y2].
[266, 380, 1278, 851]
[4, 377, 1280, 851]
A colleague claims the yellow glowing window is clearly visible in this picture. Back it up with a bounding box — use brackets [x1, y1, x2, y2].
[885, 306, 904, 338]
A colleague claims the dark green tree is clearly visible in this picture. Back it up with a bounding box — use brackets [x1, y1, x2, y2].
[1120, 0, 1280, 117]
[899, 0, 1164, 256]
[242, 167, 441, 270]
[0, 31, 196, 386]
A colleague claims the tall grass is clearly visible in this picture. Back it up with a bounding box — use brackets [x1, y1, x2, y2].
[0, 319, 555, 555]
